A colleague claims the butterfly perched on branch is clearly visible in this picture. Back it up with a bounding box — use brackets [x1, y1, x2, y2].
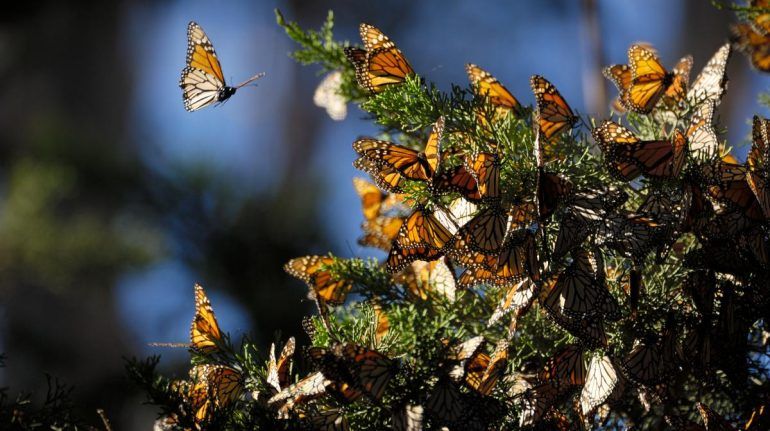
[345, 23, 415, 93]
[180, 22, 264, 111]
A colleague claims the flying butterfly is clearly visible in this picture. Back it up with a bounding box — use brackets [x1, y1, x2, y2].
[466, 63, 521, 122]
[530, 75, 579, 144]
[345, 23, 415, 93]
[180, 22, 264, 112]
[593, 121, 687, 181]
[605, 44, 692, 113]
[359, 215, 404, 251]
[732, 10, 770, 73]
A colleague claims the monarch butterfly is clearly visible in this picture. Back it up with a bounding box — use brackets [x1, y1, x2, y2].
[189, 364, 244, 423]
[621, 335, 676, 385]
[487, 277, 538, 327]
[457, 228, 537, 289]
[345, 23, 414, 93]
[597, 212, 662, 260]
[431, 163, 482, 202]
[386, 206, 455, 272]
[284, 256, 353, 306]
[393, 257, 457, 302]
[593, 121, 687, 181]
[451, 204, 508, 254]
[465, 152, 500, 201]
[464, 340, 509, 395]
[466, 64, 521, 122]
[306, 409, 350, 431]
[686, 100, 721, 161]
[191, 284, 223, 355]
[267, 371, 331, 412]
[748, 116, 770, 219]
[308, 343, 395, 401]
[539, 277, 609, 349]
[425, 377, 466, 423]
[392, 404, 424, 431]
[580, 355, 624, 417]
[732, 12, 770, 72]
[446, 335, 486, 378]
[542, 250, 620, 320]
[266, 337, 296, 394]
[536, 171, 573, 221]
[605, 44, 691, 113]
[180, 22, 264, 112]
[537, 345, 587, 390]
[530, 75, 579, 143]
[359, 216, 406, 251]
[552, 189, 627, 258]
[687, 44, 731, 106]
[517, 380, 559, 427]
[353, 157, 407, 194]
[703, 154, 765, 221]
[353, 177, 388, 221]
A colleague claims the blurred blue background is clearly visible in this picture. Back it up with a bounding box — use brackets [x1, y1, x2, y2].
[0, 0, 766, 427]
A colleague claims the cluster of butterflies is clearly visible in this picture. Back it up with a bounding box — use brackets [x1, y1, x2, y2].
[280, 21, 770, 429]
[170, 13, 770, 430]
[732, 0, 770, 73]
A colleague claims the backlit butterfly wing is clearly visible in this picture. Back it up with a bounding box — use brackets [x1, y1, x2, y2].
[353, 139, 430, 181]
[284, 256, 353, 305]
[452, 205, 507, 254]
[342, 343, 395, 400]
[537, 344, 587, 390]
[687, 100, 720, 160]
[386, 207, 454, 272]
[392, 404, 424, 431]
[345, 23, 414, 93]
[432, 164, 482, 201]
[267, 337, 296, 393]
[661, 55, 693, 107]
[466, 340, 509, 395]
[425, 378, 466, 423]
[189, 364, 244, 423]
[704, 155, 765, 221]
[353, 157, 406, 194]
[580, 355, 624, 417]
[530, 75, 578, 143]
[191, 284, 223, 354]
[624, 44, 671, 113]
[593, 121, 686, 181]
[307, 409, 350, 431]
[268, 371, 331, 411]
[488, 278, 538, 326]
[466, 63, 520, 120]
[696, 403, 738, 431]
[180, 22, 227, 112]
[748, 116, 770, 218]
[359, 216, 404, 251]
[539, 277, 609, 349]
[687, 44, 731, 105]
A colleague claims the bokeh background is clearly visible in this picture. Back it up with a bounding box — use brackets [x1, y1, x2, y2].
[0, 0, 766, 428]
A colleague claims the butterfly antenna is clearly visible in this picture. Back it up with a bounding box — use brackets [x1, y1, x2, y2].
[235, 72, 266, 89]
[148, 342, 190, 348]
